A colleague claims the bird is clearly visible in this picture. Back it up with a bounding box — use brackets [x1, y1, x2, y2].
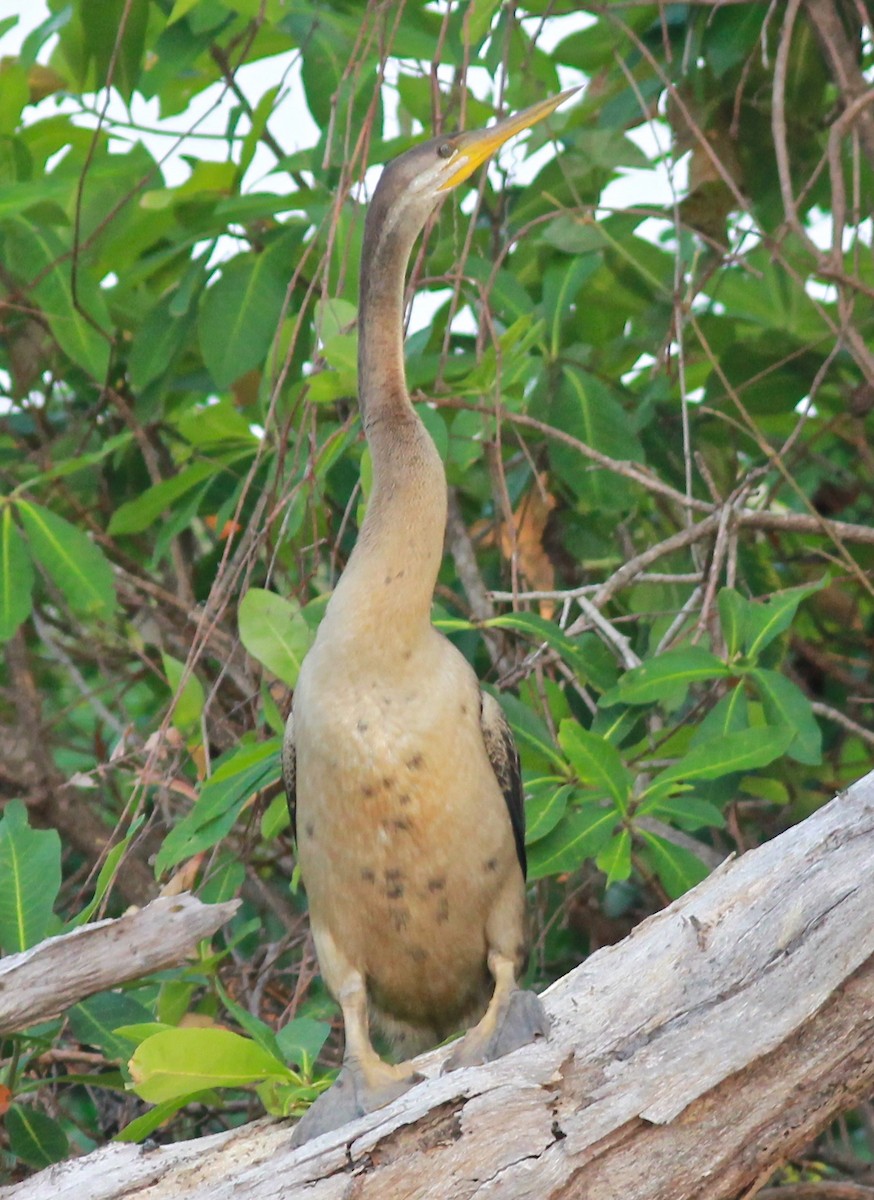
[283, 89, 575, 1145]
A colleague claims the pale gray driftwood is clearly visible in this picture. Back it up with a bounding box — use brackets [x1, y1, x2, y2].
[0, 894, 240, 1034]
[3, 771, 873, 1200]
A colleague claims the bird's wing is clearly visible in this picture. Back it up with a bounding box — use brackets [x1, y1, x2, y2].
[479, 691, 526, 879]
[282, 712, 297, 843]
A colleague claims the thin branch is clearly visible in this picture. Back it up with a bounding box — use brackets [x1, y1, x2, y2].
[435, 397, 711, 512]
[804, 0, 874, 171]
[772, 0, 822, 258]
[574, 593, 642, 669]
[810, 700, 874, 750]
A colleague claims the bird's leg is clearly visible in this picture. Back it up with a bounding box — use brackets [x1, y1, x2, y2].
[443, 951, 550, 1072]
[291, 968, 423, 1146]
[339, 972, 424, 1096]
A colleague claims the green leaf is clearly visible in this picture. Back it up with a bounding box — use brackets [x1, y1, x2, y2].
[463, 0, 502, 47]
[115, 1022, 175, 1046]
[488, 690, 565, 773]
[214, 978, 284, 1061]
[743, 580, 826, 659]
[457, 314, 543, 396]
[558, 719, 632, 811]
[557, 9, 657, 73]
[482, 611, 592, 679]
[175, 400, 258, 449]
[751, 669, 822, 765]
[77, 0, 149, 101]
[156, 981, 194, 1027]
[261, 792, 290, 840]
[116, 1096, 194, 1143]
[650, 726, 795, 789]
[590, 703, 640, 745]
[238, 588, 314, 687]
[238, 85, 281, 180]
[129, 291, 197, 390]
[0, 62, 30, 136]
[525, 781, 571, 843]
[315, 296, 357, 343]
[257, 1072, 331, 1119]
[162, 652, 206, 731]
[69, 993, 154, 1063]
[717, 587, 748, 658]
[0, 799, 61, 952]
[5, 1103, 68, 1170]
[167, 0, 200, 24]
[603, 647, 730, 706]
[154, 740, 282, 875]
[693, 685, 749, 743]
[739, 775, 789, 806]
[637, 794, 725, 830]
[549, 366, 643, 510]
[68, 816, 146, 928]
[542, 257, 600, 359]
[638, 831, 710, 899]
[291, 7, 355, 127]
[596, 829, 632, 886]
[526, 803, 616, 881]
[260, 678, 286, 736]
[0, 507, 34, 640]
[543, 213, 609, 256]
[128, 1027, 293, 1103]
[198, 252, 289, 390]
[199, 856, 246, 905]
[275, 1017, 332, 1071]
[108, 458, 245, 536]
[2, 216, 111, 378]
[16, 500, 116, 619]
[23, 431, 134, 488]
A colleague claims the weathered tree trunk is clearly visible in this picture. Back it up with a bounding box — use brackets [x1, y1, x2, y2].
[3, 771, 873, 1200]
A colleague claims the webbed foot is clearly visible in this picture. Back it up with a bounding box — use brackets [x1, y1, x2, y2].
[444, 988, 550, 1072]
[291, 1059, 424, 1146]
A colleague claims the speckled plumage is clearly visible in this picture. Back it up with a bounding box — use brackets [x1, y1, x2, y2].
[285, 633, 527, 1052]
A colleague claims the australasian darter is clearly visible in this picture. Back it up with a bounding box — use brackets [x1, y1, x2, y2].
[283, 89, 576, 1144]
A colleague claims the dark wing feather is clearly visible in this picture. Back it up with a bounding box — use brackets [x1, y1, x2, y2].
[479, 692, 526, 879]
[282, 712, 297, 843]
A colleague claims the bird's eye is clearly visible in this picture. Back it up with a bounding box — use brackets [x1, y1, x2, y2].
[437, 142, 454, 159]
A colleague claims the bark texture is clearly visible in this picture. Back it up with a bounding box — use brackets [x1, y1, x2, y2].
[0, 894, 240, 1034]
[3, 771, 873, 1199]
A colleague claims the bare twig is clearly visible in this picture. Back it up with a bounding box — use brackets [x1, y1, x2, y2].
[573, 594, 642, 669]
[810, 700, 874, 750]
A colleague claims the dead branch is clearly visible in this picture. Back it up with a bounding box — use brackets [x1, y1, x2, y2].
[4, 770, 872, 1199]
[0, 894, 240, 1034]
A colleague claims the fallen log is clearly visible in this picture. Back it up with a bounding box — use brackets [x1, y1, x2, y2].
[3, 771, 872, 1199]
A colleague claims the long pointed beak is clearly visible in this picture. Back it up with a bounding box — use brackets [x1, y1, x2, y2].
[437, 86, 580, 192]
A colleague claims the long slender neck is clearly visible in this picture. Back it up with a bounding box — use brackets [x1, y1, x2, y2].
[357, 209, 411, 423]
[325, 194, 447, 646]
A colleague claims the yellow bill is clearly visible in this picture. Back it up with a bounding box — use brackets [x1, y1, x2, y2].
[438, 86, 580, 191]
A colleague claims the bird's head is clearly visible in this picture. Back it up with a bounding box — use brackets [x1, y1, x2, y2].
[368, 88, 578, 239]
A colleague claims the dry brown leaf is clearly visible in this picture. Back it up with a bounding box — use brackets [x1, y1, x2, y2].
[480, 472, 557, 618]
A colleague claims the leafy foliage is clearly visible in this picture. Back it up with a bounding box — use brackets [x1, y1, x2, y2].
[1, 0, 873, 1184]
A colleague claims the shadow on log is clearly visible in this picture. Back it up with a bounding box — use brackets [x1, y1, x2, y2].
[2, 771, 872, 1199]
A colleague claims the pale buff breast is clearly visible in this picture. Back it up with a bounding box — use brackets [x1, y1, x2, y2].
[293, 633, 524, 1034]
